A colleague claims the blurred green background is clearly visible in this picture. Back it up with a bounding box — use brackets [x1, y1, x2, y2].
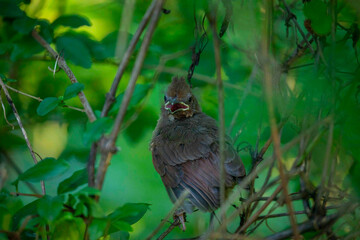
[1, 0, 360, 239]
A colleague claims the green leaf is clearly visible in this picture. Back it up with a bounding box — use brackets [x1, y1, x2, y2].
[88, 218, 108, 240]
[110, 220, 133, 232]
[108, 203, 150, 225]
[38, 20, 54, 43]
[303, 0, 331, 36]
[57, 168, 88, 194]
[74, 186, 101, 196]
[53, 217, 85, 240]
[12, 199, 41, 230]
[56, 36, 92, 68]
[12, 16, 37, 34]
[63, 83, 84, 100]
[36, 97, 60, 116]
[109, 84, 152, 115]
[52, 15, 91, 28]
[18, 158, 70, 182]
[37, 195, 64, 222]
[0, 43, 12, 55]
[10, 36, 44, 61]
[83, 117, 113, 146]
[78, 195, 104, 218]
[0, 0, 24, 17]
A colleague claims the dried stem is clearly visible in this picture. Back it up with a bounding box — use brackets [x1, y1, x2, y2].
[0, 77, 46, 195]
[31, 30, 96, 122]
[95, 0, 164, 190]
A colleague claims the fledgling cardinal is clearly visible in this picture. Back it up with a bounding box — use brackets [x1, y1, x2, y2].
[150, 76, 246, 230]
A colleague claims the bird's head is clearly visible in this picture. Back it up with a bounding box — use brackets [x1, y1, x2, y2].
[163, 76, 200, 119]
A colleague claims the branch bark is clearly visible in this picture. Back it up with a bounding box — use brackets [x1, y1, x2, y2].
[31, 30, 96, 122]
[0, 77, 46, 195]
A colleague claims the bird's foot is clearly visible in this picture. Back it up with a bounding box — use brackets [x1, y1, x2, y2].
[174, 209, 187, 232]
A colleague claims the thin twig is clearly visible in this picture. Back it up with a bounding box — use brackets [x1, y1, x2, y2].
[238, 185, 282, 233]
[10, 192, 43, 198]
[266, 203, 358, 240]
[261, 0, 300, 237]
[143, 64, 249, 93]
[31, 30, 96, 122]
[146, 190, 189, 240]
[0, 93, 14, 129]
[95, 0, 164, 191]
[5, 84, 85, 112]
[157, 218, 180, 240]
[280, 0, 315, 54]
[208, 3, 227, 219]
[0, 77, 46, 195]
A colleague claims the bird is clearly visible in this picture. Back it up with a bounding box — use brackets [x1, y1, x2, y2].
[150, 76, 246, 230]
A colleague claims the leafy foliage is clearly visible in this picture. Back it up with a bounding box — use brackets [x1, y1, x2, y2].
[0, 0, 359, 239]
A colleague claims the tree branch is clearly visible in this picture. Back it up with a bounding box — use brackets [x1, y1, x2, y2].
[95, 0, 164, 191]
[208, 2, 226, 217]
[31, 30, 96, 122]
[266, 203, 358, 240]
[101, 0, 158, 117]
[0, 77, 46, 195]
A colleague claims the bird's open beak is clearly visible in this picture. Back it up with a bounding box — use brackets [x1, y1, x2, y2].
[165, 101, 189, 114]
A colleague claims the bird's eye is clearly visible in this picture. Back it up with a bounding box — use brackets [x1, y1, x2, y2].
[188, 96, 192, 102]
[164, 96, 167, 102]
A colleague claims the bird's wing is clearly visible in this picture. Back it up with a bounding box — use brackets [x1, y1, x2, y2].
[151, 113, 246, 212]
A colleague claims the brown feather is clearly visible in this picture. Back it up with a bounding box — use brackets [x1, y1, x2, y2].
[150, 77, 246, 213]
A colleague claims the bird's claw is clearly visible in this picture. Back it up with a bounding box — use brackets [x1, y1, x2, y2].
[174, 210, 187, 231]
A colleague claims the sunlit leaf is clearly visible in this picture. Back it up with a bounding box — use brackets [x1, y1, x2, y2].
[53, 217, 85, 240]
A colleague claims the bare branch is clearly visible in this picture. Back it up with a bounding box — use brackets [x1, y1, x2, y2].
[31, 30, 96, 122]
[266, 203, 358, 240]
[208, 3, 227, 217]
[0, 77, 46, 195]
[237, 185, 282, 233]
[280, 0, 315, 54]
[157, 218, 180, 240]
[101, 0, 158, 117]
[95, 0, 164, 191]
